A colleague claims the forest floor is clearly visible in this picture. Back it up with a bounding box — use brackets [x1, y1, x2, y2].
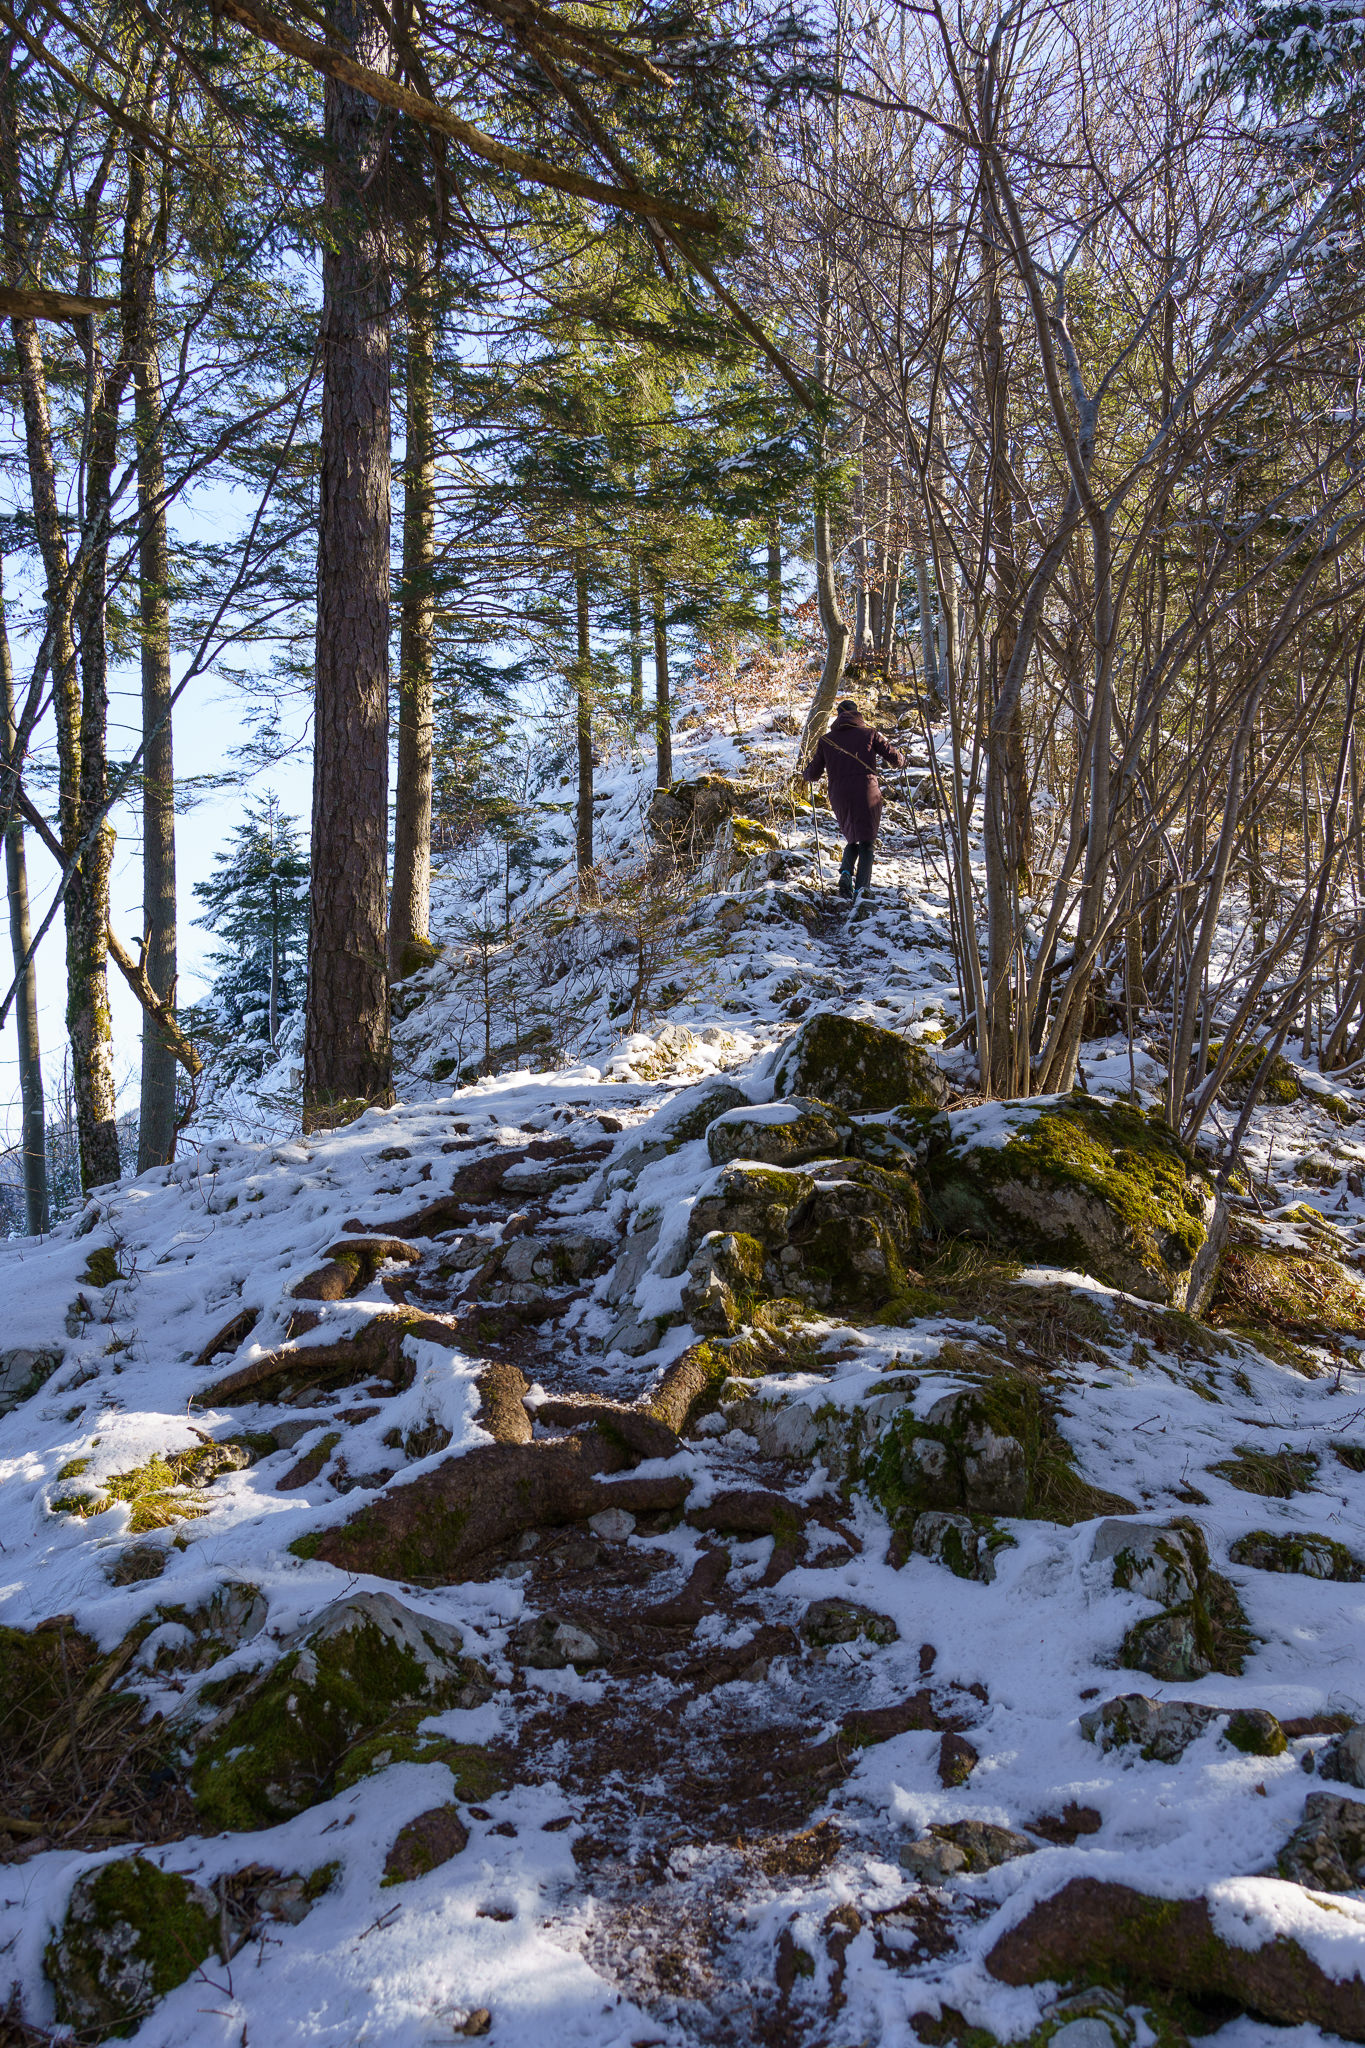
[3, 711, 1365, 2047]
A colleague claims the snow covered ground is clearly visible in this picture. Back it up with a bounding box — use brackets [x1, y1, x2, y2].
[2, 702, 1365, 2047]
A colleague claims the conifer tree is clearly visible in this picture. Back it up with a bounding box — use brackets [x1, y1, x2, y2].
[193, 798, 310, 1080]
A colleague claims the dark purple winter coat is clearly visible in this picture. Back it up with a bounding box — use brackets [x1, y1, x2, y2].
[801, 710, 904, 844]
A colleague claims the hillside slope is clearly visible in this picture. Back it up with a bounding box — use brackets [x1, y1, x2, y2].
[3, 715, 1365, 2047]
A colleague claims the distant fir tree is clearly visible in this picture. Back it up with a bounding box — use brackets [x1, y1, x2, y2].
[193, 798, 310, 1078]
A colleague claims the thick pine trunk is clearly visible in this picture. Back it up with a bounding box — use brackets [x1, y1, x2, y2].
[1, 558, 48, 1233]
[129, 157, 178, 1172]
[652, 584, 672, 789]
[305, 0, 394, 1126]
[575, 564, 595, 900]
[389, 259, 435, 979]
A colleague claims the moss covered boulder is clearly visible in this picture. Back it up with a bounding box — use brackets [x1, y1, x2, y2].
[686, 1164, 813, 1257]
[47, 1856, 217, 2039]
[870, 1373, 1130, 1551]
[187, 1590, 492, 1830]
[771, 1014, 948, 1114]
[779, 1160, 922, 1312]
[1208, 1209, 1365, 1347]
[706, 1096, 855, 1169]
[1229, 1528, 1363, 1580]
[681, 1230, 766, 1334]
[1093, 1518, 1249, 1680]
[922, 1094, 1225, 1309]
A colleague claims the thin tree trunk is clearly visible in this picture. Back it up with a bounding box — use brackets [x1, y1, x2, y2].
[799, 277, 850, 762]
[304, 0, 394, 1126]
[652, 583, 672, 789]
[128, 142, 178, 1172]
[1, 557, 48, 1233]
[767, 521, 782, 639]
[389, 251, 435, 979]
[575, 561, 595, 900]
[913, 554, 941, 709]
[628, 543, 644, 731]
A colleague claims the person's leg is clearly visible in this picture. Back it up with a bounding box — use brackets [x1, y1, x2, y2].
[853, 840, 875, 892]
[838, 843, 856, 897]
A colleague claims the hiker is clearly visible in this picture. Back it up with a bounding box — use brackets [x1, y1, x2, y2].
[801, 698, 905, 897]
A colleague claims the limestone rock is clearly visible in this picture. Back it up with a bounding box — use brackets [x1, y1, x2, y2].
[681, 1231, 764, 1335]
[686, 1163, 813, 1258]
[512, 1614, 605, 1669]
[1275, 1792, 1365, 1890]
[800, 1598, 899, 1648]
[1229, 1528, 1363, 1581]
[986, 1876, 1365, 2033]
[923, 1093, 1225, 1309]
[1094, 1518, 1249, 1681]
[151, 1580, 268, 1674]
[0, 1344, 62, 1415]
[660, 1081, 748, 1147]
[772, 1013, 948, 1114]
[705, 1096, 855, 1169]
[780, 1159, 922, 1309]
[908, 1508, 1009, 1582]
[1080, 1694, 1221, 1762]
[901, 1819, 1034, 1881]
[891, 1391, 1026, 1518]
[46, 1856, 217, 2038]
[187, 1590, 493, 1830]
[1320, 1726, 1365, 1788]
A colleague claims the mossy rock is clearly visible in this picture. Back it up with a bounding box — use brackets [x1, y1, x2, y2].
[868, 1371, 1132, 1538]
[335, 1722, 505, 1797]
[922, 1094, 1224, 1309]
[686, 1163, 813, 1255]
[1207, 1213, 1365, 1344]
[47, 1857, 216, 2039]
[188, 1590, 493, 1830]
[681, 1230, 766, 1335]
[706, 1096, 855, 1169]
[81, 1245, 122, 1289]
[772, 1013, 948, 1114]
[779, 1159, 923, 1313]
[663, 1081, 748, 1147]
[1229, 1529, 1362, 1580]
[1208, 1040, 1301, 1106]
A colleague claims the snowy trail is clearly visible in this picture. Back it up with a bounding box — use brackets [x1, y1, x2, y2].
[2, 721, 1365, 2045]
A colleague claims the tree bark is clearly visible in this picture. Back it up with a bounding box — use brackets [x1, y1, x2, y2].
[575, 561, 595, 900]
[628, 543, 644, 730]
[652, 583, 672, 789]
[127, 142, 178, 1171]
[798, 277, 849, 762]
[1, 557, 48, 1233]
[767, 521, 782, 638]
[304, 0, 394, 1126]
[389, 252, 435, 979]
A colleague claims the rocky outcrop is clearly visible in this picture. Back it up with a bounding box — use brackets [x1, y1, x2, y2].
[1080, 1693, 1285, 1762]
[1274, 1792, 1365, 1891]
[901, 1819, 1035, 1881]
[986, 1877, 1365, 2036]
[1094, 1519, 1250, 1680]
[922, 1093, 1225, 1309]
[870, 1373, 1132, 1561]
[1229, 1527, 1363, 1580]
[706, 1096, 855, 1169]
[186, 1590, 493, 1830]
[771, 1013, 948, 1114]
[0, 1343, 62, 1415]
[47, 1857, 217, 2039]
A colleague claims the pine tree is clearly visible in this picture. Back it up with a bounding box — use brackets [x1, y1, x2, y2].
[193, 799, 310, 1080]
